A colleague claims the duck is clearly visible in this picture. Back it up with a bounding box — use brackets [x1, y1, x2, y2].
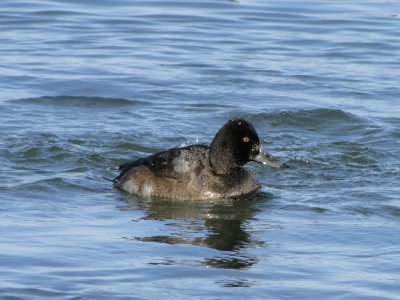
[113, 118, 288, 200]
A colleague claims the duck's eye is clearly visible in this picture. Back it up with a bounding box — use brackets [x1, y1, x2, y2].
[242, 136, 250, 143]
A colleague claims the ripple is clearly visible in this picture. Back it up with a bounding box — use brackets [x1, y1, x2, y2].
[1, 0, 400, 299]
[14, 95, 143, 108]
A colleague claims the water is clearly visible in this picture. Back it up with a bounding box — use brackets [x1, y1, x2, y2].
[1, 0, 399, 299]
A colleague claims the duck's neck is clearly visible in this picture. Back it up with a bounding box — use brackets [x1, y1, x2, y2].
[209, 140, 241, 175]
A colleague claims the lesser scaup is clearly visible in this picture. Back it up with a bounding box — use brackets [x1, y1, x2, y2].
[113, 118, 288, 200]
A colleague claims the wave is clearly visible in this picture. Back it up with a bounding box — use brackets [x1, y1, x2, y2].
[12, 96, 146, 108]
[245, 108, 368, 131]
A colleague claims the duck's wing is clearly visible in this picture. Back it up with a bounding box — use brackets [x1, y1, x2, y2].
[113, 145, 209, 183]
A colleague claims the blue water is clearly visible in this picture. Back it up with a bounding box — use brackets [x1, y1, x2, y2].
[1, 0, 399, 299]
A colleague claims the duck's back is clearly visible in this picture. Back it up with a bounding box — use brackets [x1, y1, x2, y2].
[113, 145, 214, 199]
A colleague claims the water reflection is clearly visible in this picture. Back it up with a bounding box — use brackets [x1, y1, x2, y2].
[122, 192, 271, 269]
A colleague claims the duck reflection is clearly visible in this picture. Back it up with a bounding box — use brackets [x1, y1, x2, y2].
[122, 192, 271, 269]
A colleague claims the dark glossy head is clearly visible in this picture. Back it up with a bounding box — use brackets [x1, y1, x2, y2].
[209, 118, 288, 174]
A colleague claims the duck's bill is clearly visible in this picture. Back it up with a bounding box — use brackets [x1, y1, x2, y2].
[253, 148, 289, 169]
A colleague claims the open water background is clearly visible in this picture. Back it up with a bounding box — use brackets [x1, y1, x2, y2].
[1, 0, 399, 299]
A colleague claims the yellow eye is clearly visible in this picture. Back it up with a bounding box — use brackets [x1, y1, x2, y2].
[242, 136, 250, 143]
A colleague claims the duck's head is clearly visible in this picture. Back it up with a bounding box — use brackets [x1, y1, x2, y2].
[210, 118, 288, 174]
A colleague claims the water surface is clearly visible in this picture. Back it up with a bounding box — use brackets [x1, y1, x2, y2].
[1, 0, 399, 299]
